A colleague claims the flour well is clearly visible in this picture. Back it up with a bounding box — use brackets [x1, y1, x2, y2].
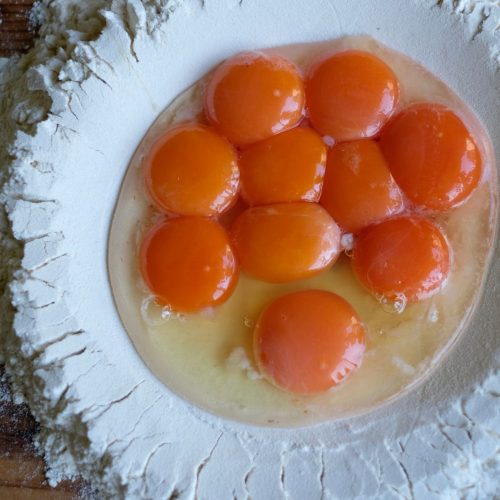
[0, 1, 499, 498]
[109, 35, 496, 427]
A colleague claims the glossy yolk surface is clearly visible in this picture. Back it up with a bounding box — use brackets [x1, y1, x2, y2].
[320, 140, 404, 233]
[254, 290, 366, 394]
[205, 52, 305, 146]
[140, 217, 238, 312]
[351, 216, 450, 302]
[239, 127, 327, 205]
[145, 124, 240, 216]
[231, 202, 341, 283]
[379, 103, 482, 212]
[306, 50, 399, 142]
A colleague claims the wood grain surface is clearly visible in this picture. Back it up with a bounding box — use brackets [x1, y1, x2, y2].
[1, 1, 92, 498]
[0, 0, 36, 57]
[0, 374, 91, 499]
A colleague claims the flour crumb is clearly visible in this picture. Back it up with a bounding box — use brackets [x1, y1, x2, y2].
[428, 303, 439, 322]
[341, 233, 354, 252]
[392, 356, 416, 376]
[226, 347, 263, 380]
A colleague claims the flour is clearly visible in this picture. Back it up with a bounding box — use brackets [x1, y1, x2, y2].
[226, 347, 263, 381]
[0, 0, 499, 499]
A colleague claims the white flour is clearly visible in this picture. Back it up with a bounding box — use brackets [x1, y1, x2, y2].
[0, 1, 499, 498]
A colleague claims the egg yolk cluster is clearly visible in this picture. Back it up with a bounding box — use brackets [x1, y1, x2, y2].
[140, 50, 482, 395]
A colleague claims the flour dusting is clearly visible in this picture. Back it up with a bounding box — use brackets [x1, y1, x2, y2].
[0, 1, 498, 498]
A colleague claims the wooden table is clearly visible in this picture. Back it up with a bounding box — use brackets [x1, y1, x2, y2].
[1, 1, 91, 497]
[0, 374, 90, 499]
[0, 0, 35, 57]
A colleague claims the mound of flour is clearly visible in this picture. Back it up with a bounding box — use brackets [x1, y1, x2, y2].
[0, 1, 499, 498]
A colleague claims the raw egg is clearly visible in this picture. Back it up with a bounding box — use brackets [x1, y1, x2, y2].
[254, 290, 366, 394]
[140, 217, 238, 312]
[205, 52, 305, 145]
[320, 139, 404, 233]
[109, 36, 495, 426]
[239, 127, 327, 205]
[380, 103, 482, 211]
[351, 216, 451, 302]
[306, 50, 399, 142]
[231, 202, 341, 283]
[144, 124, 239, 216]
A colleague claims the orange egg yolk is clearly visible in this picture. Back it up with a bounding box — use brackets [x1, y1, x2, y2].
[320, 140, 404, 233]
[254, 290, 366, 394]
[134, 46, 487, 397]
[239, 127, 327, 205]
[205, 52, 305, 146]
[231, 202, 341, 283]
[140, 217, 238, 312]
[379, 103, 482, 212]
[144, 124, 240, 216]
[306, 50, 399, 142]
[351, 216, 450, 302]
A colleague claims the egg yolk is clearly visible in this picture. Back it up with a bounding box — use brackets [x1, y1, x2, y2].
[254, 290, 366, 394]
[379, 103, 482, 212]
[144, 124, 240, 216]
[306, 50, 399, 142]
[205, 52, 305, 146]
[320, 140, 404, 233]
[351, 216, 450, 302]
[239, 127, 327, 205]
[231, 202, 341, 283]
[140, 217, 238, 312]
